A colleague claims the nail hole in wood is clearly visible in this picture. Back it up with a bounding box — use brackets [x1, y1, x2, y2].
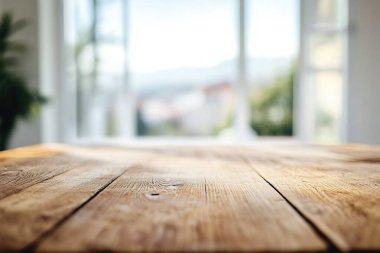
[145, 193, 160, 199]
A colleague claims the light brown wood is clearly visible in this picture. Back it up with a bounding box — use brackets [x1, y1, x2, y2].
[0, 144, 379, 252]
[0, 146, 153, 252]
[241, 145, 380, 252]
[0, 147, 90, 200]
[38, 154, 325, 252]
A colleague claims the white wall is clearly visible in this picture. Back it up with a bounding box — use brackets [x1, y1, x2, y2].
[347, 0, 380, 144]
[0, 0, 42, 149]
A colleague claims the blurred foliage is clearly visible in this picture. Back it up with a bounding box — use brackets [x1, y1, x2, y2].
[250, 64, 296, 136]
[0, 13, 46, 150]
[212, 112, 233, 136]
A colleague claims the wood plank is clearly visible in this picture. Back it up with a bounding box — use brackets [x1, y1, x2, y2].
[329, 144, 380, 163]
[0, 147, 152, 252]
[37, 152, 326, 252]
[242, 145, 380, 252]
[0, 145, 156, 201]
[0, 145, 62, 164]
[0, 146, 92, 200]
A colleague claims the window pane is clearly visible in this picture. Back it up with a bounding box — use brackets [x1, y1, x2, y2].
[247, 0, 299, 136]
[312, 71, 342, 143]
[310, 33, 342, 69]
[74, 0, 127, 138]
[311, 0, 344, 27]
[129, 0, 237, 136]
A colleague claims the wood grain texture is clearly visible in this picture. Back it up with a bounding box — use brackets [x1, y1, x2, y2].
[0, 146, 153, 252]
[38, 153, 325, 252]
[0, 144, 379, 252]
[241, 145, 380, 252]
[0, 153, 94, 200]
[0, 145, 69, 200]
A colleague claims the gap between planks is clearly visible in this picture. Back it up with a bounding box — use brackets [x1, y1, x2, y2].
[20, 167, 127, 253]
[236, 145, 380, 252]
[239, 156, 341, 253]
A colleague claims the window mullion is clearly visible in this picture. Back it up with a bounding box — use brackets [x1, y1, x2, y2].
[235, 0, 253, 140]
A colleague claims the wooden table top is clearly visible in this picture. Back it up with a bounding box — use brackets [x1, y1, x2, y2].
[0, 144, 379, 252]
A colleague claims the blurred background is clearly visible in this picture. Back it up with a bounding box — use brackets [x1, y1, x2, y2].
[1, 0, 379, 149]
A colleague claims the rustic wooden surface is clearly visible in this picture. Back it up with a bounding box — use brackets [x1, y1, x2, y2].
[0, 144, 379, 252]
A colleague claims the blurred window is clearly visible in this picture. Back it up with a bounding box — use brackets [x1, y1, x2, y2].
[246, 0, 299, 137]
[300, 0, 347, 143]
[129, 0, 237, 137]
[71, 0, 237, 139]
[67, 0, 346, 142]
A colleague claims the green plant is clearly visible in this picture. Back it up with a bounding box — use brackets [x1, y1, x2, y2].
[0, 13, 46, 150]
[250, 63, 296, 136]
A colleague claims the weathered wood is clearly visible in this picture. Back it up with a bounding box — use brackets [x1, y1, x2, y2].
[0, 146, 152, 252]
[0, 145, 62, 164]
[38, 153, 325, 252]
[242, 145, 380, 252]
[329, 144, 380, 163]
[0, 147, 90, 200]
[0, 144, 379, 252]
